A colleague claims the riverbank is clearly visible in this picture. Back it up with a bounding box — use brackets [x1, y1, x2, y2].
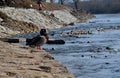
[0, 1, 93, 78]
[0, 6, 93, 37]
[0, 41, 75, 78]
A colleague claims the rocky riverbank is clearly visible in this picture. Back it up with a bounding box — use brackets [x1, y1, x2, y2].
[0, 1, 93, 78]
[0, 6, 93, 37]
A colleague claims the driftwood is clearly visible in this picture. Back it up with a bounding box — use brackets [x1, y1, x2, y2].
[26, 39, 65, 44]
[46, 39, 65, 44]
[0, 38, 65, 44]
[0, 38, 19, 43]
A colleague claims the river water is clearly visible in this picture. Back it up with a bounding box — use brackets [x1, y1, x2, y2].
[43, 14, 120, 78]
[11, 14, 120, 78]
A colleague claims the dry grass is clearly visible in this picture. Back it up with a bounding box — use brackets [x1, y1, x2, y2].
[2, 0, 72, 11]
[0, 11, 38, 33]
[0, 11, 10, 21]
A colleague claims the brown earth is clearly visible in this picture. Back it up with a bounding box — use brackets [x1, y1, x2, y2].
[1, 19, 39, 33]
[1, 0, 72, 11]
[0, 41, 74, 78]
[0, 11, 38, 34]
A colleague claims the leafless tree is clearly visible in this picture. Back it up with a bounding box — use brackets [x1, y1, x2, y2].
[78, 0, 120, 13]
[73, 0, 79, 10]
[50, 0, 54, 3]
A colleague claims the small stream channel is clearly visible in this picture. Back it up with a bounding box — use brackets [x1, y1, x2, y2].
[10, 14, 120, 78]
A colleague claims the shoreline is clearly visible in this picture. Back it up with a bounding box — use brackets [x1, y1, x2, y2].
[0, 6, 94, 78]
[0, 41, 74, 78]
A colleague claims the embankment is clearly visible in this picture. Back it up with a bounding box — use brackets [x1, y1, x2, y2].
[0, 3, 93, 78]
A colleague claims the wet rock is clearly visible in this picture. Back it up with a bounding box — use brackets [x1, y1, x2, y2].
[81, 55, 84, 57]
[105, 47, 118, 52]
[87, 31, 92, 34]
[50, 33, 54, 36]
[88, 49, 96, 52]
[113, 48, 119, 52]
[91, 56, 96, 58]
[97, 28, 104, 32]
[97, 47, 102, 52]
[114, 70, 120, 72]
[106, 47, 112, 50]
[105, 62, 110, 64]
[105, 56, 107, 58]
[51, 48, 55, 50]
[71, 42, 76, 44]
[87, 41, 92, 43]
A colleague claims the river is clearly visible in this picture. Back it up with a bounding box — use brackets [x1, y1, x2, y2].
[11, 14, 120, 78]
[43, 14, 120, 78]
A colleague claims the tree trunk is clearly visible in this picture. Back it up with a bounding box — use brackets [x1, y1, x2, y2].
[59, 0, 64, 5]
[50, 0, 54, 3]
[73, 0, 79, 10]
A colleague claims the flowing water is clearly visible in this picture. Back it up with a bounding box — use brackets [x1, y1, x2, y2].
[43, 14, 120, 78]
[11, 14, 120, 78]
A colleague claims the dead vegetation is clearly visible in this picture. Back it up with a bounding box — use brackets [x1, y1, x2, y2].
[0, 0, 72, 11]
[0, 0, 93, 33]
[0, 11, 10, 21]
[0, 11, 38, 33]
